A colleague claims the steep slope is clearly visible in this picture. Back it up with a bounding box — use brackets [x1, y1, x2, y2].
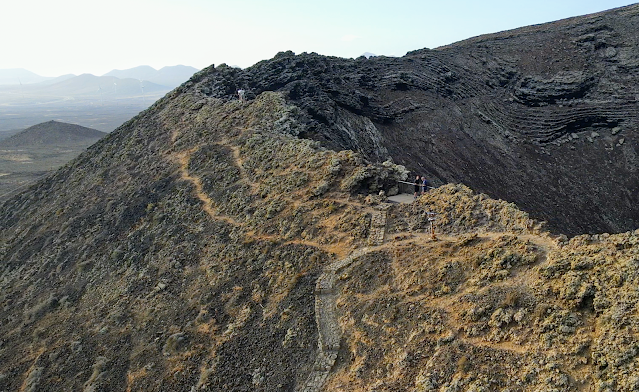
[0, 120, 106, 147]
[0, 91, 406, 391]
[2, 86, 639, 391]
[190, 4, 639, 236]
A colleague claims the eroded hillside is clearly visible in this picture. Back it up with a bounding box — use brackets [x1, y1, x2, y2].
[0, 92, 405, 391]
[1, 90, 639, 392]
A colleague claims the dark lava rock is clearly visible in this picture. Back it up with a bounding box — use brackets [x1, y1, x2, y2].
[189, 4, 639, 236]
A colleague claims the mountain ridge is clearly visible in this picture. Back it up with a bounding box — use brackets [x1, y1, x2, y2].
[187, 3, 639, 236]
[0, 65, 198, 86]
[1, 4, 639, 392]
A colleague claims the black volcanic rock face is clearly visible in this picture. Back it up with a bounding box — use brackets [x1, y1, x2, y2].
[188, 5, 639, 236]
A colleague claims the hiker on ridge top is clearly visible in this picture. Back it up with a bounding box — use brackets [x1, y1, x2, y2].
[421, 176, 429, 195]
[414, 175, 421, 199]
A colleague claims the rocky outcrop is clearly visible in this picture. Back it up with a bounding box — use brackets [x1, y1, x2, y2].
[513, 71, 595, 105]
[188, 4, 639, 236]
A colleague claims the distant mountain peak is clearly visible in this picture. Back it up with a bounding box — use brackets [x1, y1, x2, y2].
[0, 120, 106, 147]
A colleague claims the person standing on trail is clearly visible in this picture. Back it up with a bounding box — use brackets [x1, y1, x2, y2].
[414, 175, 421, 199]
[421, 176, 429, 195]
[237, 89, 246, 102]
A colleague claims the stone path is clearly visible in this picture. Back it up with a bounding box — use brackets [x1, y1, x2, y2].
[298, 248, 370, 392]
[368, 204, 389, 246]
[387, 193, 415, 204]
[298, 204, 390, 391]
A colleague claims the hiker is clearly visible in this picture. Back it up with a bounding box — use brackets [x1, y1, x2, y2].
[237, 89, 246, 102]
[421, 176, 429, 195]
[414, 175, 421, 199]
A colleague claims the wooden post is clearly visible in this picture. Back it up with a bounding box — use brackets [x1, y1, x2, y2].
[427, 212, 437, 240]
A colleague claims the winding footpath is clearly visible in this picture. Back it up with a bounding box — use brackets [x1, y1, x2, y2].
[298, 205, 389, 392]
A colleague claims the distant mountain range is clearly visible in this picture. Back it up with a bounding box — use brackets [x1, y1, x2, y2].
[0, 66, 199, 134]
[104, 65, 199, 88]
[0, 65, 199, 89]
[37, 74, 169, 97]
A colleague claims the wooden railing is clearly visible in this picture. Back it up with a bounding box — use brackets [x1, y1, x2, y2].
[396, 180, 435, 194]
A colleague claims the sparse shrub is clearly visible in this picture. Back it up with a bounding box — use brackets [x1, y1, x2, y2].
[25, 294, 59, 324]
[534, 303, 552, 320]
[341, 166, 372, 192]
[457, 355, 471, 373]
[312, 180, 330, 196]
[23, 366, 43, 392]
[501, 290, 522, 308]
[162, 333, 189, 356]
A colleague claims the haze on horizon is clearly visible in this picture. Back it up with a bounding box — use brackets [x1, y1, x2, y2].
[2, 0, 637, 77]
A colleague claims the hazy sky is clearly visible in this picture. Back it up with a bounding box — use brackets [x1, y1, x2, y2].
[2, 0, 636, 76]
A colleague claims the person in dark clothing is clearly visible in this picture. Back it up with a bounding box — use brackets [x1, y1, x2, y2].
[414, 175, 421, 199]
[421, 176, 428, 195]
